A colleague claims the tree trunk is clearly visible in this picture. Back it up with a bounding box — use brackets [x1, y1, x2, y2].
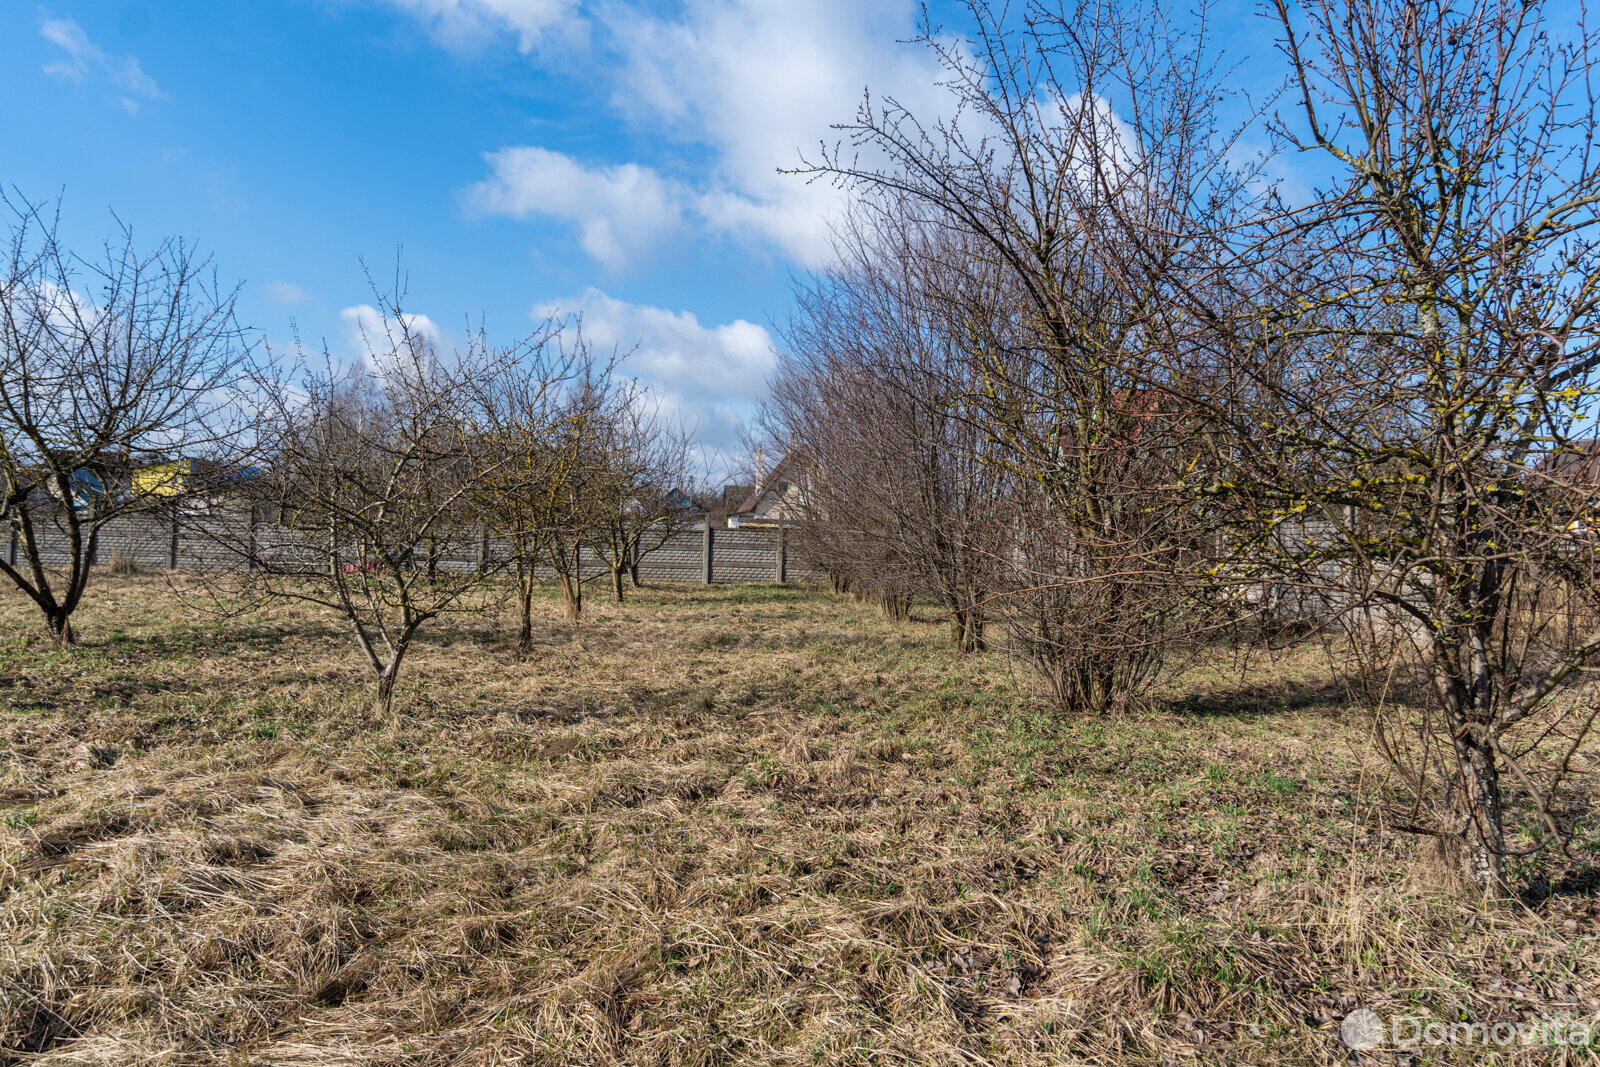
[376, 655, 404, 719]
[1451, 726, 1510, 897]
[517, 589, 535, 656]
[950, 608, 985, 653]
[629, 560, 641, 587]
[558, 570, 582, 620]
[611, 565, 626, 602]
[1086, 666, 1114, 716]
[46, 609, 75, 648]
[515, 563, 537, 656]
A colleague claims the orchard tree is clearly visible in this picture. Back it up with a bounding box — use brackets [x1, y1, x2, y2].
[238, 283, 525, 716]
[0, 196, 252, 645]
[1173, 0, 1600, 895]
[583, 384, 696, 602]
[470, 349, 606, 644]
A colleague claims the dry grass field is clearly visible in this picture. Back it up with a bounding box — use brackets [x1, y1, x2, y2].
[1, 575, 1596, 1064]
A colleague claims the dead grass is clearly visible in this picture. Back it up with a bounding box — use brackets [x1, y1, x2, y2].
[0, 575, 1595, 1064]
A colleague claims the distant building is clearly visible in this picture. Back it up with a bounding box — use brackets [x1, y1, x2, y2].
[727, 452, 808, 529]
[132, 458, 194, 499]
[626, 485, 703, 524]
[719, 483, 754, 511]
[660, 486, 702, 518]
[132, 457, 258, 511]
[36, 449, 132, 509]
[43, 468, 112, 509]
[1542, 440, 1600, 492]
[1541, 440, 1600, 532]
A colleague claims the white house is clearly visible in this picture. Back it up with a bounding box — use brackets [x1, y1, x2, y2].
[726, 452, 808, 529]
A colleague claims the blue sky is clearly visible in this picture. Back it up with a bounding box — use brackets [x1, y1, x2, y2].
[2, 0, 1292, 467]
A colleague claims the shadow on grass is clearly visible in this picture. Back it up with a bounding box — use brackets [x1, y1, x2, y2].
[127, 623, 342, 668]
[700, 582, 822, 604]
[1521, 865, 1600, 905]
[507, 701, 625, 727]
[1166, 675, 1360, 720]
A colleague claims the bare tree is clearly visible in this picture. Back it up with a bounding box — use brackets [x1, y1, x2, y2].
[583, 384, 697, 601]
[797, 0, 1223, 706]
[469, 349, 604, 644]
[235, 282, 524, 716]
[772, 207, 1008, 650]
[536, 377, 614, 623]
[0, 196, 252, 645]
[1171, 0, 1600, 895]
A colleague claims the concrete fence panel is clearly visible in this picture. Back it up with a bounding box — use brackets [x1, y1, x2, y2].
[20, 512, 819, 587]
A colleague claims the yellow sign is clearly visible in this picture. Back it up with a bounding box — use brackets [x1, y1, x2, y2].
[133, 460, 189, 498]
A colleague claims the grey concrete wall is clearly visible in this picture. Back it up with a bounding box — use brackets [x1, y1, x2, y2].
[14, 512, 824, 586]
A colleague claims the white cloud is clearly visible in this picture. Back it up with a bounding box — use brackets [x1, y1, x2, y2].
[602, 0, 950, 266]
[40, 15, 165, 114]
[444, 1, 950, 269]
[538, 288, 776, 451]
[264, 281, 308, 305]
[372, 0, 578, 52]
[341, 303, 443, 374]
[40, 17, 96, 80]
[465, 147, 688, 271]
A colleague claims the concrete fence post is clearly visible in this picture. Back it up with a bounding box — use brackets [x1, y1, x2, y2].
[169, 507, 181, 570]
[776, 526, 787, 583]
[247, 506, 259, 571]
[702, 524, 714, 585]
[476, 524, 489, 576]
[7, 524, 16, 568]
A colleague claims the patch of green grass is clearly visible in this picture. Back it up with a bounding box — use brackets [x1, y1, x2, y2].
[1252, 770, 1301, 797]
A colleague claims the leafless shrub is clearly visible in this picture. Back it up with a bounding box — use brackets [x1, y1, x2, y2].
[769, 209, 1007, 651]
[790, 1, 1223, 704]
[104, 549, 141, 578]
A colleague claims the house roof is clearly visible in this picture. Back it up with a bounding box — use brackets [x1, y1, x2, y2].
[1541, 440, 1600, 491]
[733, 451, 801, 516]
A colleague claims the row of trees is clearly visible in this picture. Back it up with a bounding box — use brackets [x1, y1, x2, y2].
[762, 0, 1600, 896]
[242, 285, 696, 713]
[0, 204, 695, 717]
